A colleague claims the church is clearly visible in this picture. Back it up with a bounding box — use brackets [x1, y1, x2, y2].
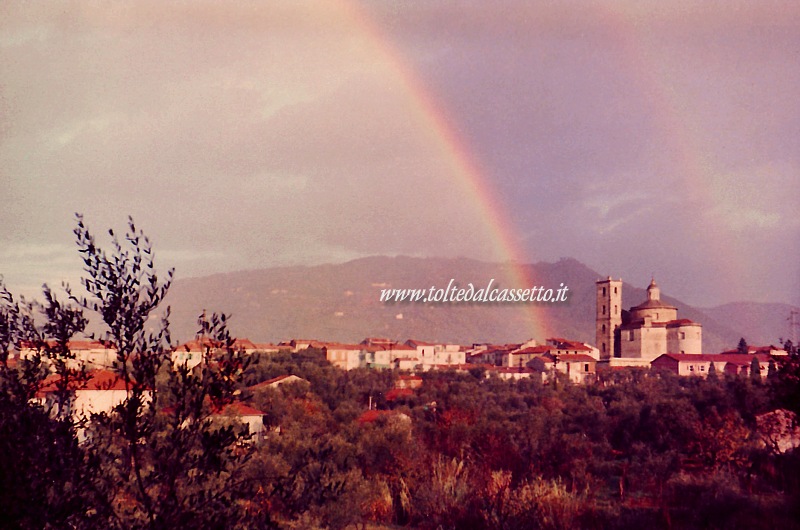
[596, 277, 702, 365]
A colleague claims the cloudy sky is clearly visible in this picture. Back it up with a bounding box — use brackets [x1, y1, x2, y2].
[1, 1, 799, 308]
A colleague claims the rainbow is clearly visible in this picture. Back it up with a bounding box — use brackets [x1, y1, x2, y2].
[339, 2, 552, 340]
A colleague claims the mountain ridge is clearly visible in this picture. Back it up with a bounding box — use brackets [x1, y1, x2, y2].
[159, 256, 796, 352]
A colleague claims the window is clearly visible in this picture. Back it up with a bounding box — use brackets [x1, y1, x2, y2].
[602, 287, 606, 296]
[584, 364, 589, 372]
[602, 324, 606, 334]
[629, 330, 634, 341]
[700, 365, 705, 372]
[614, 287, 618, 294]
[679, 331, 686, 339]
[602, 343, 606, 353]
[602, 305, 606, 315]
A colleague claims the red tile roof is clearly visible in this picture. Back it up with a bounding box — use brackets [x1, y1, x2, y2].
[406, 339, 438, 347]
[321, 343, 365, 350]
[556, 354, 597, 363]
[654, 353, 772, 365]
[513, 346, 551, 355]
[386, 388, 415, 401]
[20, 340, 115, 351]
[211, 402, 264, 417]
[38, 369, 133, 395]
[249, 374, 307, 390]
[232, 338, 258, 350]
[356, 409, 408, 424]
[547, 338, 592, 351]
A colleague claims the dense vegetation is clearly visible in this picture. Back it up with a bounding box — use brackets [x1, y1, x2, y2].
[1, 217, 800, 529]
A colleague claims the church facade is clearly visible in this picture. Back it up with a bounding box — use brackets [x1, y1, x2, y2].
[596, 277, 702, 363]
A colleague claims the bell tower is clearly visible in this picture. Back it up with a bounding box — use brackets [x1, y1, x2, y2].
[596, 277, 622, 360]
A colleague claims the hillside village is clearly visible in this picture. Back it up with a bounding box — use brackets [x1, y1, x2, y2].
[24, 277, 786, 380]
[7, 272, 800, 529]
[20, 277, 791, 435]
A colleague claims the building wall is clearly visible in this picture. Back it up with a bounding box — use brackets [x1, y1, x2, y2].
[326, 348, 364, 370]
[172, 350, 203, 370]
[666, 324, 702, 354]
[620, 325, 667, 360]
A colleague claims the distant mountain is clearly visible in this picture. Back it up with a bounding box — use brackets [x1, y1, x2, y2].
[700, 302, 799, 349]
[157, 256, 787, 353]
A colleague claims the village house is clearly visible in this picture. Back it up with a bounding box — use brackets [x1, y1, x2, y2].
[171, 339, 212, 370]
[529, 353, 597, 384]
[546, 338, 600, 360]
[19, 340, 117, 371]
[469, 342, 529, 366]
[405, 339, 467, 369]
[36, 369, 149, 420]
[720, 344, 788, 357]
[171, 337, 269, 370]
[209, 402, 266, 441]
[252, 342, 281, 353]
[485, 366, 536, 380]
[361, 338, 419, 369]
[554, 354, 597, 384]
[384, 374, 423, 401]
[249, 374, 309, 391]
[650, 353, 772, 378]
[322, 343, 365, 370]
[502, 345, 551, 368]
[277, 339, 321, 352]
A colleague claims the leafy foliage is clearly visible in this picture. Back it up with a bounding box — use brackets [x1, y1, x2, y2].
[2, 215, 800, 529]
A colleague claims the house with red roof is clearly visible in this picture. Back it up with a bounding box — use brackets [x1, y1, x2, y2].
[546, 338, 600, 360]
[37, 369, 149, 419]
[171, 337, 265, 370]
[502, 345, 551, 368]
[210, 402, 266, 440]
[322, 343, 365, 370]
[19, 340, 117, 371]
[485, 366, 537, 381]
[651, 353, 772, 378]
[252, 342, 281, 353]
[360, 339, 419, 369]
[405, 339, 467, 368]
[553, 354, 597, 384]
[277, 339, 322, 352]
[249, 374, 308, 391]
[719, 345, 788, 357]
[356, 409, 411, 425]
[171, 339, 213, 369]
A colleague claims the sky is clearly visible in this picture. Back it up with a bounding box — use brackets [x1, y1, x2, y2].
[1, 1, 799, 308]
